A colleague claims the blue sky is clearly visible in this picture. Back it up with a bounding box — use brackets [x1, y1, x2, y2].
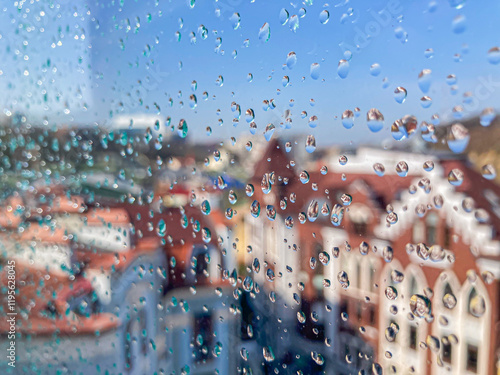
[1, 0, 500, 146]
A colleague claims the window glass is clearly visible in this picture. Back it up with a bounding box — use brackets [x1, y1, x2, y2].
[0, 1, 498, 375]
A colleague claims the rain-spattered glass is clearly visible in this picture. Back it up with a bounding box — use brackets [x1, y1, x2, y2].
[0, 1, 499, 375]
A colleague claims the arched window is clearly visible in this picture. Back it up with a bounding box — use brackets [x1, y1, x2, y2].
[426, 212, 439, 245]
[412, 220, 425, 243]
[409, 276, 418, 296]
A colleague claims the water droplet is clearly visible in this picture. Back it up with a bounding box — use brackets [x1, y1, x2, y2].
[409, 294, 432, 318]
[396, 161, 409, 177]
[443, 293, 457, 309]
[201, 200, 211, 215]
[482, 164, 496, 180]
[307, 200, 319, 222]
[391, 270, 405, 283]
[424, 48, 434, 59]
[245, 108, 255, 123]
[487, 46, 500, 65]
[373, 163, 385, 176]
[319, 10, 329, 24]
[452, 14, 466, 34]
[201, 227, 211, 243]
[394, 86, 407, 104]
[423, 160, 435, 171]
[318, 251, 330, 266]
[258, 22, 271, 42]
[285, 216, 294, 229]
[447, 123, 470, 153]
[480, 107, 496, 126]
[367, 108, 384, 132]
[341, 110, 354, 129]
[246, 184, 255, 197]
[370, 63, 382, 76]
[263, 346, 275, 362]
[299, 170, 310, 184]
[311, 351, 325, 365]
[420, 96, 432, 108]
[279, 8, 289, 25]
[266, 268, 275, 282]
[339, 155, 348, 165]
[305, 135, 316, 153]
[157, 219, 166, 237]
[330, 204, 344, 226]
[286, 51, 297, 69]
[289, 15, 299, 32]
[418, 69, 432, 93]
[215, 75, 224, 87]
[391, 115, 418, 141]
[250, 200, 261, 218]
[383, 246, 394, 262]
[310, 63, 320, 80]
[266, 205, 277, 221]
[385, 286, 398, 300]
[230, 12, 241, 29]
[337, 271, 350, 289]
[264, 123, 275, 141]
[178, 119, 188, 138]
[337, 59, 349, 79]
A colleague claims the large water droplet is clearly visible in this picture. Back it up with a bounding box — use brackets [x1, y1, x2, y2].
[394, 86, 407, 104]
[337, 59, 349, 79]
[319, 10, 330, 24]
[409, 294, 432, 318]
[178, 119, 188, 138]
[250, 200, 261, 218]
[305, 135, 316, 153]
[258, 23, 271, 42]
[307, 200, 319, 222]
[286, 51, 297, 69]
[310, 63, 320, 80]
[447, 123, 470, 153]
[279, 8, 289, 25]
[289, 15, 299, 32]
[201, 200, 211, 215]
[367, 108, 384, 132]
[341, 110, 354, 129]
[264, 123, 275, 141]
[230, 12, 241, 30]
[480, 107, 496, 126]
[418, 69, 432, 93]
[330, 204, 344, 226]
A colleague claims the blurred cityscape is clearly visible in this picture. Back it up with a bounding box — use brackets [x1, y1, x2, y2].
[0, 112, 499, 375]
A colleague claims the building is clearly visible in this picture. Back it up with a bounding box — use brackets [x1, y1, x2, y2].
[243, 139, 500, 375]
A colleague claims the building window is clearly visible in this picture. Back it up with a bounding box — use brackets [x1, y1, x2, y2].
[353, 222, 367, 237]
[356, 301, 362, 322]
[340, 300, 348, 319]
[466, 344, 478, 373]
[368, 305, 376, 325]
[426, 213, 438, 245]
[409, 325, 417, 350]
[409, 276, 418, 296]
[125, 311, 147, 371]
[413, 220, 425, 243]
[194, 313, 213, 363]
[356, 260, 362, 290]
[369, 264, 376, 293]
[444, 225, 452, 248]
[442, 337, 452, 364]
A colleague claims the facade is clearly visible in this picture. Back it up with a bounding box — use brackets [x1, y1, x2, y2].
[0, 184, 243, 374]
[244, 139, 500, 375]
